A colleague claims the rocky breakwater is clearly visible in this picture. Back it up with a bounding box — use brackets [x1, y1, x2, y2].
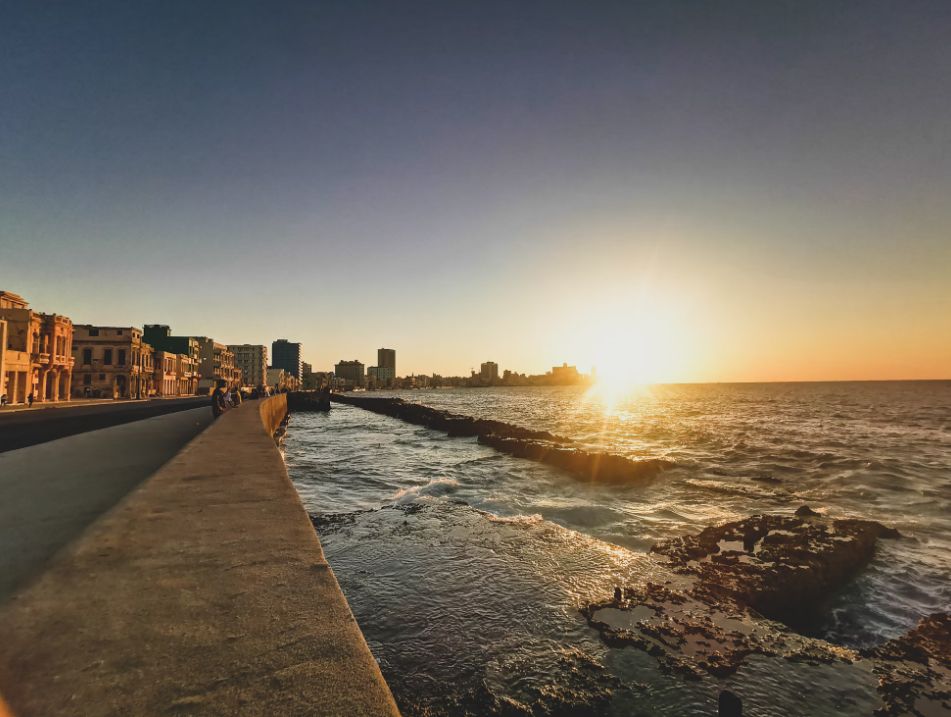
[478, 433, 672, 483]
[582, 507, 949, 715]
[287, 391, 330, 412]
[328, 394, 673, 484]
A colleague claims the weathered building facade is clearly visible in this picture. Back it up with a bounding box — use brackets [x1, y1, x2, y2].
[143, 325, 201, 366]
[71, 326, 154, 399]
[229, 344, 268, 388]
[266, 367, 299, 392]
[335, 359, 365, 388]
[0, 290, 74, 404]
[198, 338, 241, 389]
[153, 350, 199, 396]
[142, 326, 239, 392]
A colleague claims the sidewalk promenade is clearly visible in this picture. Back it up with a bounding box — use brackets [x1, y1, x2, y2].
[0, 395, 400, 716]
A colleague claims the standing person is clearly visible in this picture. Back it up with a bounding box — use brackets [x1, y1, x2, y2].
[211, 379, 228, 419]
[231, 388, 242, 407]
[27, 392, 34, 407]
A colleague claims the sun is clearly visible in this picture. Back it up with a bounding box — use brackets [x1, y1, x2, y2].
[581, 307, 692, 406]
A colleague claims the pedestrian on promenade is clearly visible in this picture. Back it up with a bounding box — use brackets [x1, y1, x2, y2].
[27, 392, 34, 407]
[231, 388, 242, 407]
[211, 380, 228, 419]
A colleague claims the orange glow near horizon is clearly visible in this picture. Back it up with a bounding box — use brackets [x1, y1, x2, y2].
[554, 285, 703, 395]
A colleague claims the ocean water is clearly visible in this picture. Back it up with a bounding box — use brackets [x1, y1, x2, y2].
[283, 382, 951, 716]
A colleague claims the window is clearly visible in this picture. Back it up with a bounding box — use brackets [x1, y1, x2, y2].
[82, 348, 92, 365]
[118, 349, 126, 366]
[83, 374, 92, 385]
[117, 329, 123, 336]
[103, 349, 113, 365]
[99, 373, 105, 380]
[89, 328, 99, 337]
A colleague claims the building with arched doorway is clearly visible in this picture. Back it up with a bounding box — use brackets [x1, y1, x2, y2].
[0, 290, 74, 405]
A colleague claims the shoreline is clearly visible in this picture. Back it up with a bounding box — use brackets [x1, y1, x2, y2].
[0, 395, 399, 716]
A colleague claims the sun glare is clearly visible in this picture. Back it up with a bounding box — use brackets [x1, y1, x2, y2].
[581, 306, 693, 407]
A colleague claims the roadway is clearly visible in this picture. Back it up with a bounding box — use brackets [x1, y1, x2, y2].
[0, 396, 208, 452]
[0, 407, 211, 602]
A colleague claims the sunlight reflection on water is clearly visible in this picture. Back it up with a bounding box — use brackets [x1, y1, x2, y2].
[285, 382, 950, 715]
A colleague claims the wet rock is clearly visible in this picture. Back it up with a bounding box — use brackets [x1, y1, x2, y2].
[582, 581, 853, 680]
[794, 504, 822, 517]
[862, 612, 951, 716]
[478, 434, 674, 484]
[649, 511, 900, 630]
[309, 509, 375, 535]
[329, 394, 570, 442]
[583, 510, 902, 686]
[331, 393, 673, 484]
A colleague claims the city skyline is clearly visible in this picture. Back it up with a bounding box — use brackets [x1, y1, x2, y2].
[2, 283, 949, 385]
[2, 2, 950, 382]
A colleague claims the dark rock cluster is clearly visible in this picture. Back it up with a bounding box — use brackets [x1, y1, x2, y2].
[649, 508, 900, 629]
[862, 612, 951, 716]
[330, 394, 672, 484]
[583, 508, 949, 715]
[478, 434, 674, 483]
[329, 393, 569, 441]
[582, 579, 853, 681]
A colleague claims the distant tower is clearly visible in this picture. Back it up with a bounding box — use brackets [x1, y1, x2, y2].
[480, 361, 499, 383]
[271, 339, 303, 378]
[377, 347, 396, 386]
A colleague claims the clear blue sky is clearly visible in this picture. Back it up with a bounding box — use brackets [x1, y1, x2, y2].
[2, 1, 949, 379]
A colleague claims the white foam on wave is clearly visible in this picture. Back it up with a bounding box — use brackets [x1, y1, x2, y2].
[392, 477, 460, 504]
[484, 512, 545, 526]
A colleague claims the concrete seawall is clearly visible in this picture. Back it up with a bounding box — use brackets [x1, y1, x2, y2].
[0, 395, 400, 716]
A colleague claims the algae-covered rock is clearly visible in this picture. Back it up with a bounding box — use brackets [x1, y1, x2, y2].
[581, 579, 854, 681]
[650, 509, 899, 630]
[863, 612, 951, 717]
[582, 509, 941, 716]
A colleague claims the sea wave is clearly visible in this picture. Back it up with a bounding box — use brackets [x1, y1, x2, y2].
[288, 382, 951, 671]
[392, 477, 460, 504]
[482, 512, 544, 526]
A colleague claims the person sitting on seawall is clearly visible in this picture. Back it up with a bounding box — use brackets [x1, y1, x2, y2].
[211, 379, 229, 419]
